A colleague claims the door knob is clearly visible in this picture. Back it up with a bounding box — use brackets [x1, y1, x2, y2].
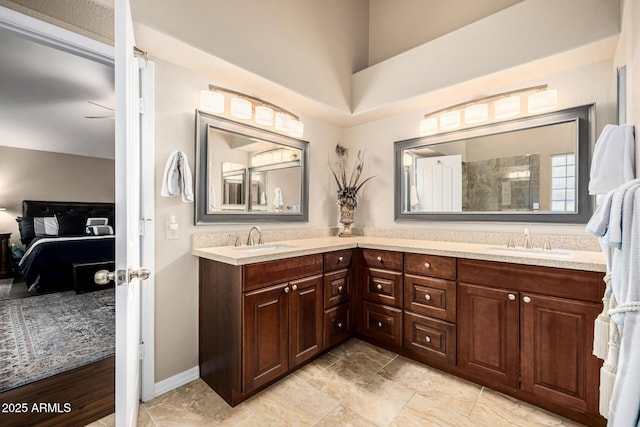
[338, 285, 343, 292]
[425, 294, 432, 301]
[523, 296, 532, 303]
[508, 293, 516, 301]
[291, 284, 298, 291]
[376, 256, 382, 262]
[376, 284, 383, 290]
[129, 267, 151, 281]
[94, 270, 115, 285]
[284, 286, 290, 293]
[424, 262, 431, 269]
[338, 256, 344, 262]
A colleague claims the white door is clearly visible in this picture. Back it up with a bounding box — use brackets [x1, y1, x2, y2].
[114, 0, 149, 425]
[416, 155, 463, 212]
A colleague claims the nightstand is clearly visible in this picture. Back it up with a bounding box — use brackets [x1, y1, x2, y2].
[0, 233, 10, 279]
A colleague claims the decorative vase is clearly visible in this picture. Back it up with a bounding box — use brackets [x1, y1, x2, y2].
[339, 203, 355, 237]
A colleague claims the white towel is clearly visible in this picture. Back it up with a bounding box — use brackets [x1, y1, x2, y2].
[273, 187, 283, 208]
[161, 150, 194, 203]
[410, 185, 419, 208]
[589, 124, 635, 195]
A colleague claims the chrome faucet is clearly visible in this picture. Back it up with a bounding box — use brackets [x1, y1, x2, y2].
[523, 228, 533, 249]
[246, 226, 264, 246]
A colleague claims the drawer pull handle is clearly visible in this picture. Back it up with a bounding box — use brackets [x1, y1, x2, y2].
[523, 296, 532, 303]
[376, 284, 383, 290]
[508, 293, 516, 301]
[337, 322, 343, 328]
[377, 321, 383, 328]
[424, 262, 431, 269]
[284, 286, 290, 293]
[338, 256, 344, 262]
[425, 336, 431, 343]
[338, 285, 343, 292]
[291, 284, 298, 291]
[425, 294, 432, 301]
[376, 256, 382, 262]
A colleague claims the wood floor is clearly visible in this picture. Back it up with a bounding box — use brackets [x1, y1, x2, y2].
[0, 357, 114, 427]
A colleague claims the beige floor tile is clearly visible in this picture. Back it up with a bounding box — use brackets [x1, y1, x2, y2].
[143, 379, 253, 426]
[293, 351, 340, 382]
[328, 338, 396, 373]
[470, 388, 584, 427]
[314, 404, 379, 427]
[306, 358, 415, 426]
[243, 374, 338, 426]
[137, 405, 156, 427]
[390, 393, 481, 427]
[84, 412, 115, 427]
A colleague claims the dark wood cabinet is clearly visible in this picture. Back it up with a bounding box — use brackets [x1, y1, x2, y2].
[457, 259, 605, 426]
[0, 233, 10, 279]
[458, 283, 519, 388]
[323, 302, 352, 348]
[289, 275, 324, 367]
[323, 250, 354, 349]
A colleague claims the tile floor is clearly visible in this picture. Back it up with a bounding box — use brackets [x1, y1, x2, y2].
[88, 339, 584, 427]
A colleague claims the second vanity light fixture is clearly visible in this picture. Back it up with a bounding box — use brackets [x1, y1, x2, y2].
[200, 84, 304, 138]
[419, 84, 558, 136]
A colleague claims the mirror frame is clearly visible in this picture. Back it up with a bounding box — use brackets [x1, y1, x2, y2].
[394, 104, 594, 223]
[195, 110, 309, 224]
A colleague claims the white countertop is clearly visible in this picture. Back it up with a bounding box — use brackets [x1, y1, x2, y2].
[192, 236, 606, 272]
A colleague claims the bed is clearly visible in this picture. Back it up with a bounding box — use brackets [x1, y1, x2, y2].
[16, 200, 115, 294]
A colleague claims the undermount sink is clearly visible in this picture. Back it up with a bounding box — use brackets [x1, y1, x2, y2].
[486, 247, 573, 260]
[232, 244, 296, 253]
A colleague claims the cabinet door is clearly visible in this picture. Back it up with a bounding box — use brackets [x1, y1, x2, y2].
[289, 275, 324, 367]
[324, 268, 352, 308]
[362, 268, 403, 307]
[324, 302, 352, 349]
[521, 293, 601, 414]
[243, 283, 289, 392]
[458, 283, 519, 389]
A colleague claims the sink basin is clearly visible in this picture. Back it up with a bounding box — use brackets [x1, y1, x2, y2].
[486, 247, 573, 260]
[232, 244, 296, 253]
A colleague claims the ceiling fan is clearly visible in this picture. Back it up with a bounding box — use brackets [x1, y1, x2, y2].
[85, 101, 115, 119]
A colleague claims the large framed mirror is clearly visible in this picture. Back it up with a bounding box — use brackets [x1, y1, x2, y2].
[394, 105, 594, 223]
[195, 111, 309, 223]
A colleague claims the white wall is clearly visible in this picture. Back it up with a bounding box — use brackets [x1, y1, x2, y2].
[153, 58, 343, 381]
[344, 60, 617, 235]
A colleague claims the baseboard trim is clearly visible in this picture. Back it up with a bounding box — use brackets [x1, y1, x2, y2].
[153, 366, 200, 398]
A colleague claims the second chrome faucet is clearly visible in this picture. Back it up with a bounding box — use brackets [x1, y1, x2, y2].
[247, 226, 264, 246]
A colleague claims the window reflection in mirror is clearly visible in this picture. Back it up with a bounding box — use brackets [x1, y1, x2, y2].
[395, 105, 593, 223]
[195, 111, 309, 223]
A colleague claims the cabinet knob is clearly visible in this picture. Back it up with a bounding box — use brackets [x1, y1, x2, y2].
[338, 256, 344, 262]
[425, 336, 431, 343]
[338, 285, 343, 292]
[376, 256, 382, 262]
[424, 262, 431, 269]
[376, 284, 383, 290]
[284, 286, 290, 293]
[377, 321, 383, 328]
[337, 322, 343, 328]
[508, 293, 516, 301]
[291, 284, 298, 291]
[523, 296, 532, 303]
[425, 294, 432, 301]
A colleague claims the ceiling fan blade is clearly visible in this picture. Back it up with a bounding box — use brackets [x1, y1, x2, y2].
[88, 101, 115, 111]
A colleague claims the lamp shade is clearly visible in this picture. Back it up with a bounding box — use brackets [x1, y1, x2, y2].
[288, 119, 304, 138]
[419, 117, 438, 135]
[275, 112, 291, 132]
[440, 110, 461, 130]
[464, 103, 488, 124]
[494, 95, 520, 119]
[255, 105, 274, 126]
[528, 89, 557, 113]
[200, 90, 225, 113]
[230, 97, 252, 119]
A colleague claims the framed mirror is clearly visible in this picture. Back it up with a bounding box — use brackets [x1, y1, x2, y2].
[394, 105, 594, 223]
[195, 111, 309, 223]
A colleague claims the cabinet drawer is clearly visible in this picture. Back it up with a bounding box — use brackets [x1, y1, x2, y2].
[361, 301, 402, 347]
[243, 254, 323, 291]
[323, 303, 352, 348]
[363, 268, 403, 307]
[361, 249, 403, 271]
[324, 269, 351, 308]
[404, 274, 456, 322]
[404, 253, 456, 279]
[404, 312, 456, 366]
[324, 250, 353, 272]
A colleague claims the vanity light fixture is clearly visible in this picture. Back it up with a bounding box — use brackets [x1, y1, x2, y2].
[200, 84, 304, 137]
[419, 84, 557, 136]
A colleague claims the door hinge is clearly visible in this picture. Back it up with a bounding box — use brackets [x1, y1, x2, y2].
[139, 219, 145, 236]
[139, 98, 144, 114]
[139, 343, 145, 360]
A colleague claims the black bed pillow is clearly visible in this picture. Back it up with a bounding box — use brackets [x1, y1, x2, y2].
[56, 213, 87, 236]
[16, 217, 35, 246]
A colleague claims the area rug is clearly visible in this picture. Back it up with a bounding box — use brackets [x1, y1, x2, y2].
[0, 288, 115, 392]
[0, 279, 12, 301]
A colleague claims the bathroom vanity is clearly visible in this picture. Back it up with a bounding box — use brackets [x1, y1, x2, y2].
[194, 237, 606, 426]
